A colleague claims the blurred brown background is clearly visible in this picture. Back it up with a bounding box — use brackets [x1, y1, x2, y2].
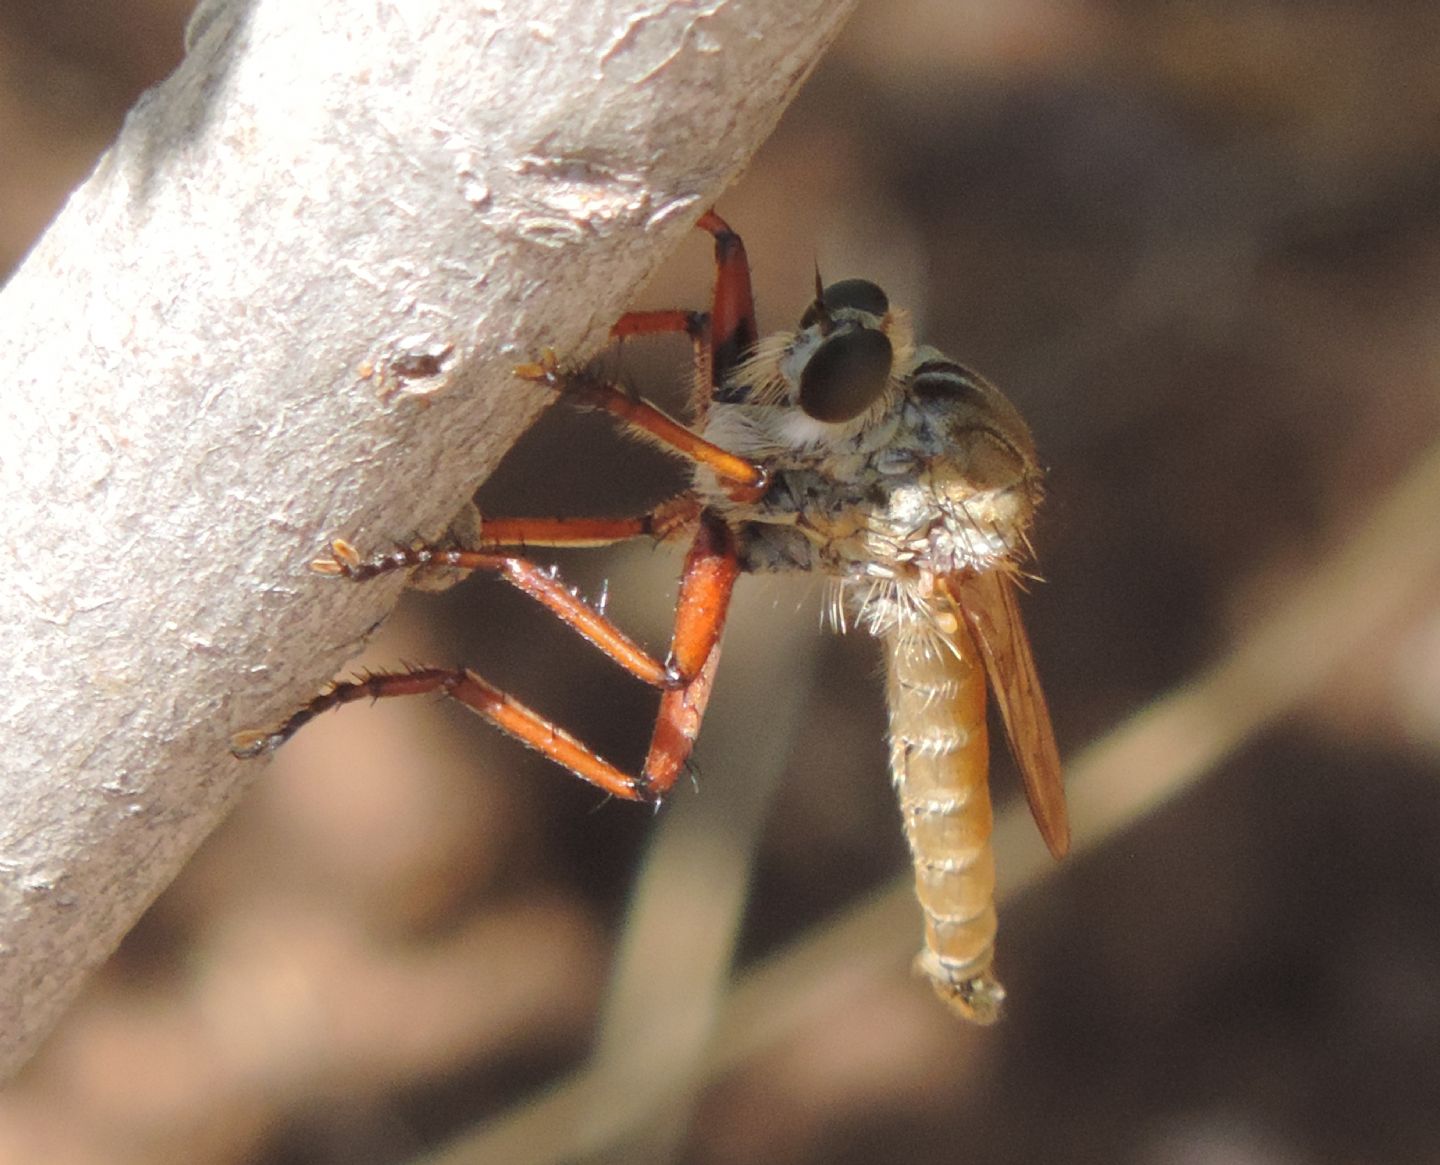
[5, 2, 1440, 1162]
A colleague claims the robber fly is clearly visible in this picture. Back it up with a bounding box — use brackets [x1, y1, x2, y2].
[235, 212, 1069, 1023]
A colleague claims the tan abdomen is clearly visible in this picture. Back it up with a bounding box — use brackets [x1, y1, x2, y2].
[885, 620, 1003, 1024]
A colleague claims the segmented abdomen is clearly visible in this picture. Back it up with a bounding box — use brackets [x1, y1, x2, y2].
[884, 618, 1003, 1024]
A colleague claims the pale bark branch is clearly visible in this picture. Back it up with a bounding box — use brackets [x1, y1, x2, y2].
[0, 0, 856, 1076]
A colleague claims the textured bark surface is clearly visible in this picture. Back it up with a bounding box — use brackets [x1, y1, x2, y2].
[0, 0, 855, 1075]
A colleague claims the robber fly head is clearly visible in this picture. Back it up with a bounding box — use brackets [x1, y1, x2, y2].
[725, 273, 914, 440]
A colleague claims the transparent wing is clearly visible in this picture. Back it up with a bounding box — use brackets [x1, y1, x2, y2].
[942, 570, 1070, 859]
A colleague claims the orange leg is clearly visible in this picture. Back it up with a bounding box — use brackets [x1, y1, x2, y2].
[610, 210, 756, 389]
[517, 209, 766, 497]
[639, 510, 740, 795]
[238, 210, 758, 798]
[515, 352, 768, 503]
[611, 309, 714, 425]
[695, 210, 758, 393]
[604, 212, 757, 412]
[237, 510, 743, 803]
[233, 666, 648, 801]
[611, 309, 706, 341]
[475, 493, 700, 550]
[312, 537, 675, 688]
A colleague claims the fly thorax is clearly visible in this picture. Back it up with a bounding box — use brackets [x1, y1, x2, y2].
[871, 471, 1034, 577]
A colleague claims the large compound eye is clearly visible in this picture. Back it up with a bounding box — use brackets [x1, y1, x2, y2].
[798, 325, 893, 422]
[798, 278, 891, 330]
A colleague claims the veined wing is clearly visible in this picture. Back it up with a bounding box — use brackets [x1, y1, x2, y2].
[941, 570, 1070, 859]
